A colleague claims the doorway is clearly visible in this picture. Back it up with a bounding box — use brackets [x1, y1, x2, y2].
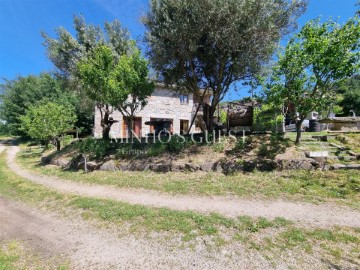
[122, 117, 142, 138]
[180, 119, 189, 135]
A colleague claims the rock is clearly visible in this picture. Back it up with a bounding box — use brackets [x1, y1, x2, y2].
[305, 151, 328, 158]
[68, 155, 83, 170]
[310, 157, 326, 169]
[184, 163, 200, 172]
[256, 160, 276, 171]
[150, 163, 171, 173]
[276, 159, 315, 171]
[77, 161, 100, 172]
[171, 163, 184, 172]
[221, 160, 243, 175]
[243, 160, 256, 172]
[213, 162, 223, 173]
[99, 160, 118, 172]
[87, 161, 100, 171]
[118, 164, 130, 171]
[51, 158, 70, 168]
[347, 151, 360, 160]
[41, 156, 51, 164]
[330, 164, 360, 170]
[200, 161, 223, 173]
[329, 164, 347, 170]
[128, 162, 150, 171]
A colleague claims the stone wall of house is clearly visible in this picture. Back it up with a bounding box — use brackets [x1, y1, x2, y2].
[94, 86, 200, 138]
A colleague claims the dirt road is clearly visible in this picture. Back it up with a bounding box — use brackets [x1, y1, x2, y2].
[4, 145, 360, 228]
[0, 197, 277, 270]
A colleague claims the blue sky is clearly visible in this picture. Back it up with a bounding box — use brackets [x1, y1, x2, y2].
[0, 0, 358, 100]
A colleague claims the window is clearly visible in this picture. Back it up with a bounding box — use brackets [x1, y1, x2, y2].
[180, 94, 189, 105]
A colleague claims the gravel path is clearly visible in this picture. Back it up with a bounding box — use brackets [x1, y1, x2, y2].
[1, 197, 275, 270]
[5, 145, 360, 228]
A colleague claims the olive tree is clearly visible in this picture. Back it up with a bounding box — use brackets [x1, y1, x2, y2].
[266, 17, 360, 144]
[143, 0, 307, 131]
[42, 15, 130, 78]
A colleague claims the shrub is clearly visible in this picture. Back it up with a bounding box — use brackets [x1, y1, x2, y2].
[115, 143, 134, 159]
[234, 136, 252, 151]
[258, 143, 268, 157]
[166, 134, 186, 153]
[147, 140, 167, 156]
[78, 138, 114, 159]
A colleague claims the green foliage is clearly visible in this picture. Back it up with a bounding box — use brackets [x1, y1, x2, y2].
[78, 138, 116, 159]
[266, 17, 360, 144]
[257, 143, 269, 157]
[144, 0, 307, 130]
[253, 105, 284, 132]
[42, 16, 130, 78]
[166, 134, 187, 153]
[19, 102, 76, 148]
[78, 45, 126, 105]
[113, 49, 155, 117]
[43, 16, 134, 139]
[219, 110, 227, 124]
[0, 73, 93, 136]
[77, 45, 154, 139]
[0, 122, 13, 136]
[332, 74, 360, 116]
[146, 140, 167, 157]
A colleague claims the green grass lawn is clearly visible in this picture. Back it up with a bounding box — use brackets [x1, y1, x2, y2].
[17, 147, 360, 209]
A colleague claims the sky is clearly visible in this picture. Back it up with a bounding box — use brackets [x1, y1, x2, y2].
[0, 0, 359, 100]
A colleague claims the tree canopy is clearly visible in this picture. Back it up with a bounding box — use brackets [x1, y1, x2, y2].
[143, 0, 307, 130]
[332, 74, 360, 116]
[0, 73, 90, 135]
[42, 15, 130, 79]
[43, 16, 139, 139]
[265, 17, 360, 144]
[20, 102, 77, 151]
[77, 45, 154, 139]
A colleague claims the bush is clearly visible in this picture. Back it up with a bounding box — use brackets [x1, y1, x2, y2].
[234, 136, 252, 151]
[258, 143, 269, 157]
[147, 140, 167, 156]
[166, 134, 186, 153]
[234, 138, 246, 150]
[78, 138, 114, 159]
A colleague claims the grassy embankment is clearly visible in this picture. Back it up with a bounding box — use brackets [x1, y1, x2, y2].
[17, 141, 360, 209]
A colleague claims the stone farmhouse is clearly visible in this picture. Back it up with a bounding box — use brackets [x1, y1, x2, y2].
[94, 84, 211, 138]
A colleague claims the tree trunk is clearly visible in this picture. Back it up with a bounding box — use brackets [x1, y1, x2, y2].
[127, 116, 133, 140]
[55, 138, 61, 151]
[203, 104, 216, 132]
[295, 120, 304, 145]
[102, 111, 111, 140]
